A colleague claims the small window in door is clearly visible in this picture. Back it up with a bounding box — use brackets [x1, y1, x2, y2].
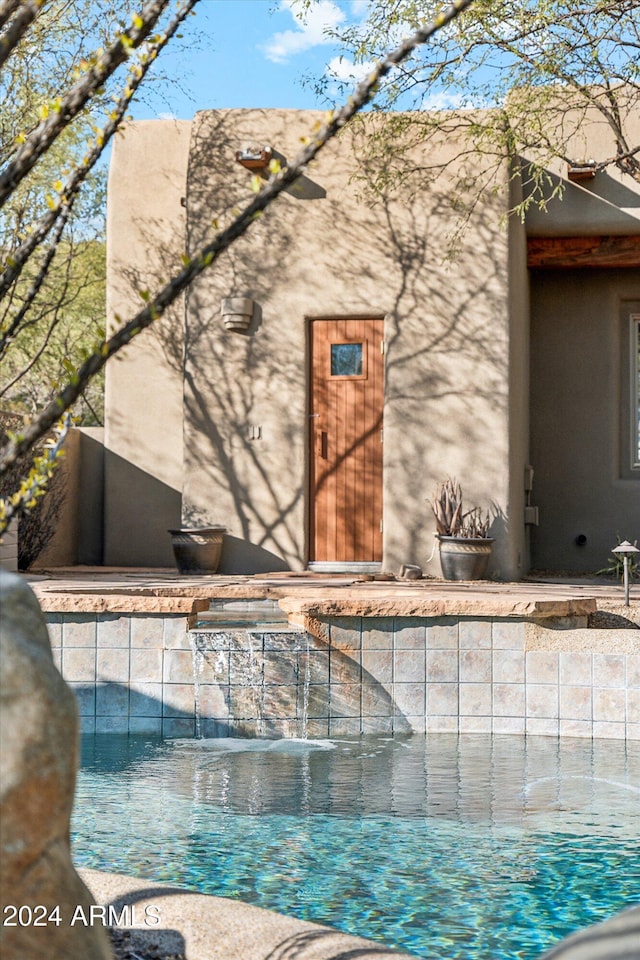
[330, 342, 366, 378]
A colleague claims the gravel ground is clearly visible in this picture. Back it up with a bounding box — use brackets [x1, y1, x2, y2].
[109, 928, 185, 960]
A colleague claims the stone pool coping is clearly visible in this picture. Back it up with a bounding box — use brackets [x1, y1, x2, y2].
[26, 567, 639, 620]
[80, 868, 418, 960]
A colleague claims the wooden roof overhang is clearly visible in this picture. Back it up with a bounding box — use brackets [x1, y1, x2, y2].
[527, 234, 640, 269]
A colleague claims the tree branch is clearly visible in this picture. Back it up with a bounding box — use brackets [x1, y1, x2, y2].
[0, 0, 174, 207]
[0, 0, 475, 475]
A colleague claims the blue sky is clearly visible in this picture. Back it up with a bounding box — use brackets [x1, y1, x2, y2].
[131, 0, 372, 120]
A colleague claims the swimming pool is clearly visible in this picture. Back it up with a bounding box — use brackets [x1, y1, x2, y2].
[72, 734, 639, 959]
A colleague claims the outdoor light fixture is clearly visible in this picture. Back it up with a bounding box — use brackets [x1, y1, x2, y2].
[611, 539, 639, 606]
[221, 297, 254, 331]
[235, 145, 273, 171]
[567, 160, 598, 181]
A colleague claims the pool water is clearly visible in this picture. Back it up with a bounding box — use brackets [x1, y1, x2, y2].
[72, 734, 640, 960]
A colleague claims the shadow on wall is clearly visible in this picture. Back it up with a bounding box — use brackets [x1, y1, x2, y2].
[103, 449, 181, 567]
[114, 110, 512, 574]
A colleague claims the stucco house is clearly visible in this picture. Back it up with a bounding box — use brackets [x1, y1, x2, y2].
[102, 102, 640, 579]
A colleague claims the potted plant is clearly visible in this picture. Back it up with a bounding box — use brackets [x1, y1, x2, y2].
[430, 478, 494, 580]
[168, 525, 226, 575]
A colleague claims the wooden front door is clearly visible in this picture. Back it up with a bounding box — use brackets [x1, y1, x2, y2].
[310, 318, 384, 563]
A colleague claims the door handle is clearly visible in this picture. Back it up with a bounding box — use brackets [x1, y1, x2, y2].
[318, 430, 328, 459]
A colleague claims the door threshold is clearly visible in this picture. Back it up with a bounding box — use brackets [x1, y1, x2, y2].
[308, 562, 382, 575]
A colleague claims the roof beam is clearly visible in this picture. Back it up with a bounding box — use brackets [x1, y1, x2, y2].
[527, 235, 640, 269]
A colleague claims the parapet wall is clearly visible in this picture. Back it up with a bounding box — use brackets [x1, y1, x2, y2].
[45, 611, 639, 740]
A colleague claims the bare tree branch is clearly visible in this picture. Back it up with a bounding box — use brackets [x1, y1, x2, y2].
[0, 0, 476, 475]
[0, 0, 42, 72]
[0, 0, 174, 206]
[0, 0, 197, 305]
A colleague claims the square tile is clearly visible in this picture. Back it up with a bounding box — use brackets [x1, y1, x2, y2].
[264, 684, 298, 719]
[491, 620, 524, 650]
[96, 682, 129, 716]
[96, 648, 130, 683]
[362, 716, 394, 734]
[330, 618, 362, 651]
[560, 685, 592, 721]
[492, 649, 525, 683]
[526, 651, 559, 684]
[627, 689, 640, 724]
[425, 715, 458, 732]
[459, 649, 491, 683]
[395, 650, 425, 683]
[362, 618, 394, 650]
[68, 683, 95, 717]
[162, 718, 196, 738]
[163, 616, 191, 650]
[459, 715, 492, 733]
[427, 682, 457, 715]
[163, 650, 195, 684]
[526, 684, 559, 719]
[129, 717, 162, 735]
[47, 617, 62, 648]
[96, 615, 129, 648]
[426, 619, 458, 649]
[329, 683, 361, 718]
[162, 683, 195, 717]
[130, 682, 163, 716]
[459, 620, 492, 649]
[559, 652, 592, 686]
[627, 655, 640, 688]
[394, 619, 426, 650]
[329, 718, 362, 736]
[130, 649, 163, 683]
[592, 721, 626, 740]
[362, 683, 394, 717]
[593, 688, 625, 723]
[63, 648, 96, 682]
[96, 717, 129, 734]
[593, 655, 625, 688]
[330, 651, 362, 683]
[393, 682, 426, 716]
[63, 615, 97, 648]
[526, 718, 559, 736]
[362, 650, 392, 684]
[263, 652, 297, 685]
[427, 650, 458, 682]
[492, 683, 525, 717]
[198, 684, 230, 719]
[130, 616, 164, 650]
[559, 720, 593, 738]
[459, 682, 492, 716]
[492, 716, 525, 734]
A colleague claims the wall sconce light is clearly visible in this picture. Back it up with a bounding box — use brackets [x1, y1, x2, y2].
[235, 145, 273, 171]
[567, 160, 598, 182]
[221, 297, 254, 332]
[611, 539, 639, 606]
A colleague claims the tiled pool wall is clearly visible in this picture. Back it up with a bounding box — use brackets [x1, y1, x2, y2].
[45, 612, 640, 740]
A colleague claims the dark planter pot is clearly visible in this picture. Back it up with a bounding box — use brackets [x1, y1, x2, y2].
[437, 535, 494, 581]
[168, 526, 226, 574]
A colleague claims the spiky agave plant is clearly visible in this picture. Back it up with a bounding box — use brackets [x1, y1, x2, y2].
[431, 478, 491, 538]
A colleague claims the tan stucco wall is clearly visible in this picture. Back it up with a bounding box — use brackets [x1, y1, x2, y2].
[530, 272, 640, 572]
[524, 89, 640, 236]
[182, 109, 521, 577]
[104, 120, 191, 565]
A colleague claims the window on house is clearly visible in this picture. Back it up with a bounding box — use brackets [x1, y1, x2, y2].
[633, 315, 640, 468]
[621, 306, 640, 477]
[330, 342, 365, 378]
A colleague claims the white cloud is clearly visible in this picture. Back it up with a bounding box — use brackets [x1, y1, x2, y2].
[262, 0, 347, 64]
[326, 55, 373, 84]
[350, 0, 370, 15]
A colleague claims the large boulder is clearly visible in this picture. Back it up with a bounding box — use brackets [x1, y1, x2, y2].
[0, 571, 112, 960]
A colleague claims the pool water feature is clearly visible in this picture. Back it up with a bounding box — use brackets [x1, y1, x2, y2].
[72, 734, 639, 959]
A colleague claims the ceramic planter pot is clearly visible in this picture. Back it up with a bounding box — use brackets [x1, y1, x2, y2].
[437, 535, 494, 581]
[168, 526, 226, 574]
